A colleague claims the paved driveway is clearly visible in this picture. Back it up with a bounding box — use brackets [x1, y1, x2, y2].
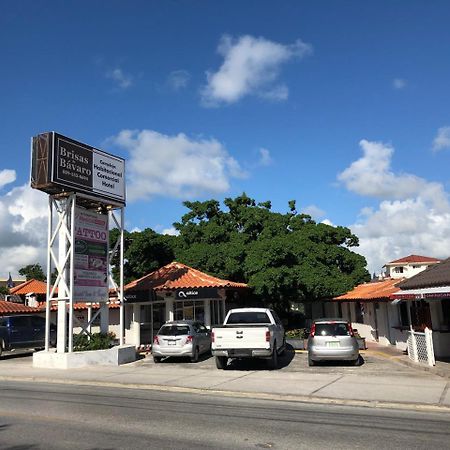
[137, 347, 434, 378]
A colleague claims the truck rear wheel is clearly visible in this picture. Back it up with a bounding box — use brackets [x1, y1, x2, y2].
[215, 356, 227, 369]
[268, 343, 278, 370]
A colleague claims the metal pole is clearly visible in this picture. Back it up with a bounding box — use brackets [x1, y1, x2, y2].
[119, 207, 125, 345]
[45, 196, 52, 351]
[68, 195, 76, 352]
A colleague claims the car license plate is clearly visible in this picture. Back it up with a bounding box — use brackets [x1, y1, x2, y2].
[166, 340, 176, 345]
[326, 341, 340, 348]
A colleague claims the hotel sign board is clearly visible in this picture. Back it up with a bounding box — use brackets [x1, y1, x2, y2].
[31, 132, 125, 205]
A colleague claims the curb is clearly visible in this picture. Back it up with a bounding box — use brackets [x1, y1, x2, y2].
[1, 375, 449, 414]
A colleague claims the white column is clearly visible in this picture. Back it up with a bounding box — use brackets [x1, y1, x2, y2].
[57, 212, 68, 354]
[87, 306, 92, 337]
[166, 298, 174, 322]
[100, 303, 109, 333]
[204, 299, 211, 327]
[132, 303, 141, 346]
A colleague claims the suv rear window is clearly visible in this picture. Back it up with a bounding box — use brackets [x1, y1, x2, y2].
[315, 322, 350, 337]
[226, 312, 271, 324]
[158, 325, 190, 336]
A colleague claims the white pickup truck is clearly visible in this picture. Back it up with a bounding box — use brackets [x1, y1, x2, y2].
[211, 308, 285, 370]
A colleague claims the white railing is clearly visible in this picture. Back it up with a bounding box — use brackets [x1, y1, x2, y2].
[407, 327, 435, 366]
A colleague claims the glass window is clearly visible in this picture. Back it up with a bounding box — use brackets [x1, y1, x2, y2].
[31, 316, 45, 328]
[226, 311, 271, 324]
[315, 322, 350, 336]
[11, 316, 30, 328]
[158, 325, 190, 336]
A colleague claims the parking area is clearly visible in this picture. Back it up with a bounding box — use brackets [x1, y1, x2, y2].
[136, 346, 432, 378]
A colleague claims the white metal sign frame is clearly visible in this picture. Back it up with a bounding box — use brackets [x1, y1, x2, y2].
[44, 192, 125, 352]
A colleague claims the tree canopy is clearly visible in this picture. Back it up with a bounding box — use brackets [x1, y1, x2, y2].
[110, 228, 175, 284]
[172, 194, 369, 311]
[18, 263, 46, 281]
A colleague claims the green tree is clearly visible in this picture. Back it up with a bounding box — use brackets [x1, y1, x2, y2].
[110, 228, 175, 284]
[174, 194, 370, 312]
[18, 263, 46, 281]
[0, 286, 9, 295]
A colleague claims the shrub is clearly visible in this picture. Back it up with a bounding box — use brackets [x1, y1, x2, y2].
[73, 332, 116, 351]
[285, 328, 309, 339]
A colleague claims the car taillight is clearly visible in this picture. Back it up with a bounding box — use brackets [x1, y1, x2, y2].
[310, 323, 316, 338]
[211, 331, 215, 343]
[186, 335, 193, 344]
[347, 323, 354, 337]
[265, 330, 271, 342]
[153, 336, 160, 345]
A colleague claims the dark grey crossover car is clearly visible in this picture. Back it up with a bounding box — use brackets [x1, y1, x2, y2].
[307, 318, 359, 366]
[152, 320, 211, 363]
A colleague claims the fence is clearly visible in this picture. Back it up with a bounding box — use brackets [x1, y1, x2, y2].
[407, 327, 435, 366]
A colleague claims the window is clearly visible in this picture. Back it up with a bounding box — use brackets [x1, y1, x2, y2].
[394, 267, 404, 273]
[441, 301, 450, 328]
[158, 325, 190, 336]
[355, 302, 364, 323]
[11, 316, 30, 328]
[399, 302, 409, 327]
[315, 322, 350, 337]
[226, 311, 271, 324]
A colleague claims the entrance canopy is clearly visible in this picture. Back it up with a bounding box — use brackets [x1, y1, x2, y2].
[124, 261, 248, 302]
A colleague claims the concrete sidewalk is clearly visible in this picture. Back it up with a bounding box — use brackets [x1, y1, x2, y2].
[0, 344, 449, 412]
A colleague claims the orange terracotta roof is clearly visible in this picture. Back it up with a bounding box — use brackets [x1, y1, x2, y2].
[386, 255, 441, 265]
[0, 300, 41, 314]
[125, 261, 248, 292]
[334, 278, 404, 302]
[10, 279, 49, 295]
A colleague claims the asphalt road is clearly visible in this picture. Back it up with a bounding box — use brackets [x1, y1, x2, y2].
[0, 380, 449, 450]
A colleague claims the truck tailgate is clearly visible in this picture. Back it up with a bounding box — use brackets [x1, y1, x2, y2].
[213, 327, 270, 350]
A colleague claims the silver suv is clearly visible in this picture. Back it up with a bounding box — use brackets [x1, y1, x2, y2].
[152, 320, 211, 363]
[307, 318, 359, 366]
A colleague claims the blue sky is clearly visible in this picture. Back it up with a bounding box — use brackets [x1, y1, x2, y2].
[1, 1, 450, 277]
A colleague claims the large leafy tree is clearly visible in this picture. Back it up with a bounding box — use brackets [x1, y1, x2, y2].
[18, 264, 46, 281]
[173, 194, 370, 312]
[110, 228, 175, 284]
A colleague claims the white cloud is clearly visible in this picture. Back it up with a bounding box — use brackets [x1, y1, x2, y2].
[392, 78, 407, 90]
[258, 148, 273, 166]
[432, 126, 450, 152]
[167, 70, 191, 90]
[339, 139, 450, 274]
[0, 169, 16, 189]
[108, 129, 247, 201]
[0, 184, 48, 277]
[106, 68, 133, 89]
[337, 140, 447, 207]
[201, 35, 312, 106]
[302, 204, 325, 220]
[161, 227, 179, 236]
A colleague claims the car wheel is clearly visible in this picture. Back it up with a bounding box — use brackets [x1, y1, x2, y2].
[308, 355, 315, 366]
[215, 356, 227, 369]
[268, 343, 278, 370]
[153, 356, 162, 363]
[0, 339, 3, 358]
[279, 338, 286, 356]
[191, 346, 199, 363]
[352, 357, 360, 366]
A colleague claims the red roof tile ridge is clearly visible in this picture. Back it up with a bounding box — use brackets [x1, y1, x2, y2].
[386, 254, 442, 265]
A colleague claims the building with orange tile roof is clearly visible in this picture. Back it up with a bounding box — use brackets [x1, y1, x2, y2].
[332, 254, 444, 354]
[123, 261, 249, 347]
[0, 300, 41, 315]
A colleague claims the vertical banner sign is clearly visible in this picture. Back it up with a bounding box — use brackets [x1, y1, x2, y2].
[74, 208, 109, 301]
